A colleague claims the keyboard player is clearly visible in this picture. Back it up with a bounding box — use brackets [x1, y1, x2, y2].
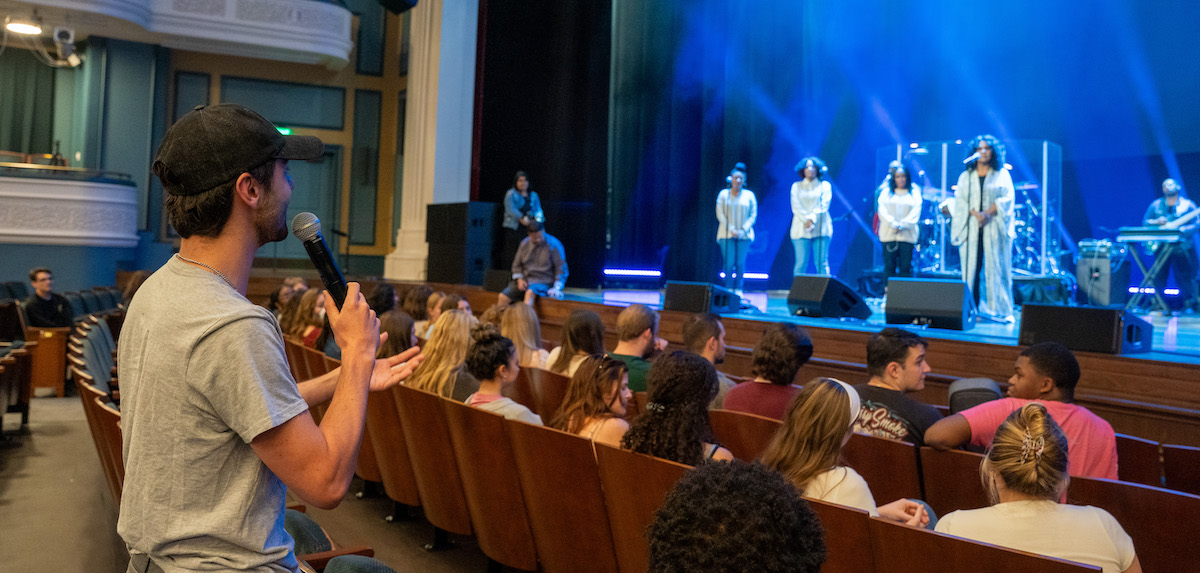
[1142, 178, 1200, 312]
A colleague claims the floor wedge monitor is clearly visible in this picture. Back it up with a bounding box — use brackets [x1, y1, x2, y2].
[663, 281, 740, 314]
[787, 275, 871, 319]
[885, 278, 976, 330]
[1019, 304, 1152, 354]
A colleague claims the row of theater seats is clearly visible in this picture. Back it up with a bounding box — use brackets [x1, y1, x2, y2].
[281, 336, 1199, 573]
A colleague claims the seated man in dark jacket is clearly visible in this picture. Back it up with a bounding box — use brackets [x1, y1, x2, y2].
[23, 267, 74, 327]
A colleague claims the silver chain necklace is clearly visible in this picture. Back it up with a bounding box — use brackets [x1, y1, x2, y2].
[174, 253, 236, 290]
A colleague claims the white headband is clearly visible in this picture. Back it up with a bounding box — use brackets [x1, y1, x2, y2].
[829, 378, 861, 428]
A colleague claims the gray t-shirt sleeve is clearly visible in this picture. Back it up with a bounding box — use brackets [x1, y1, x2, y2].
[190, 311, 309, 443]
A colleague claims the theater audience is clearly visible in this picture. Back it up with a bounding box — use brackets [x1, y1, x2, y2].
[501, 302, 549, 368]
[722, 323, 813, 419]
[761, 378, 928, 526]
[365, 283, 398, 316]
[401, 284, 433, 325]
[23, 267, 74, 327]
[547, 309, 607, 376]
[936, 403, 1141, 573]
[478, 302, 508, 328]
[549, 355, 631, 447]
[404, 309, 479, 401]
[608, 303, 668, 392]
[377, 310, 417, 359]
[621, 351, 733, 465]
[289, 288, 326, 348]
[925, 342, 1118, 479]
[464, 324, 542, 424]
[441, 293, 472, 315]
[648, 461, 826, 573]
[853, 328, 942, 446]
[415, 291, 445, 339]
[682, 313, 734, 409]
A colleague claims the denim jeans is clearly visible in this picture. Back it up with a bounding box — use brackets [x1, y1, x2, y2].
[792, 237, 830, 275]
[717, 238, 750, 291]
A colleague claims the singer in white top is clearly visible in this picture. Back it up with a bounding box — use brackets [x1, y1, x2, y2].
[877, 164, 923, 282]
[790, 157, 833, 276]
[118, 104, 423, 571]
[951, 134, 1015, 322]
[716, 162, 757, 295]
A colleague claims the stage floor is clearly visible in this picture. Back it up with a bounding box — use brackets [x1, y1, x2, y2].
[563, 288, 1200, 365]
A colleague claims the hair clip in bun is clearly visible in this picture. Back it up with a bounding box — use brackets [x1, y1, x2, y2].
[1020, 433, 1046, 463]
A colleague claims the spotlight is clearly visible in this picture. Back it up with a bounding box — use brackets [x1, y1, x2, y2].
[5, 16, 42, 35]
[909, 142, 919, 149]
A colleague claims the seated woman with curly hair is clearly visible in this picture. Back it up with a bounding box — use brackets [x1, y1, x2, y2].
[762, 378, 928, 526]
[722, 322, 813, 420]
[621, 351, 733, 465]
[649, 461, 826, 573]
[549, 355, 630, 447]
[936, 403, 1140, 573]
[546, 309, 607, 377]
[463, 324, 542, 425]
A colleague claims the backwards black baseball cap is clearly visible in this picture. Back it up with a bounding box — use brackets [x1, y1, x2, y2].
[153, 103, 324, 196]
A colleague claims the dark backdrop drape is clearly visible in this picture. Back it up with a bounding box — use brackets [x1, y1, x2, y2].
[0, 47, 55, 155]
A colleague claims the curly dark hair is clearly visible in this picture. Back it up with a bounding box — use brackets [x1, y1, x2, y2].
[1019, 342, 1080, 400]
[465, 323, 515, 381]
[751, 323, 814, 386]
[621, 351, 720, 466]
[965, 134, 1005, 171]
[794, 156, 828, 180]
[365, 283, 397, 315]
[163, 159, 275, 238]
[648, 461, 826, 573]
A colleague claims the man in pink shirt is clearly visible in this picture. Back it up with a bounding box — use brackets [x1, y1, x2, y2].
[924, 342, 1117, 479]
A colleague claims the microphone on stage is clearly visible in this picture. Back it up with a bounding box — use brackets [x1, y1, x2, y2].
[292, 212, 348, 309]
[962, 151, 982, 165]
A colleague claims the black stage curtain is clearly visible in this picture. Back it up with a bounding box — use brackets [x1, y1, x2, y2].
[0, 47, 55, 155]
[475, 0, 612, 289]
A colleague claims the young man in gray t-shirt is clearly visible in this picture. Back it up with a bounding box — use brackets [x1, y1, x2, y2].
[119, 104, 422, 572]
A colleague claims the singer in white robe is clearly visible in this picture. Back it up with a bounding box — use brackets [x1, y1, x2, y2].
[951, 162, 1014, 322]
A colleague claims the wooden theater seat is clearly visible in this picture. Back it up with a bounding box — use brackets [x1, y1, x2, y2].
[594, 443, 692, 573]
[1160, 443, 1200, 495]
[504, 367, 570, 421]
[443, 399, 538, 571]
[805, 498, 877, 573]
[1114, 433, 1162, 487]
[919, 447, 989, 517]
[93, 395, 126, 505]
[707, 409, 782, 462]
[1069, 475, 1200, 572]
[843, 432, 924, 505]
[366, 387, 421, 511]
[867, 516, 1100, 572]
[392, 384, 473, 547]
[506, 420, 619, 573]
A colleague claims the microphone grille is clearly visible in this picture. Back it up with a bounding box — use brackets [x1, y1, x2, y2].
[291, 212, 321, 242]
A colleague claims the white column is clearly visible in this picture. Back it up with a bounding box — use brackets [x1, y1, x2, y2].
[384, 0, 479, 280]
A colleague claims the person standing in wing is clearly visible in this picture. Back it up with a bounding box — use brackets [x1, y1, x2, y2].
[716, 162, 757, 296]
[1142, 178, 1200, 312]
[951, 135, 1015, 323]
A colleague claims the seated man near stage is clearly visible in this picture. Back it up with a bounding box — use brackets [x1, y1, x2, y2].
[852, 328, 942, 447]
[722, 323, 813, 420]
[682, 312, 736, 409]
[924, 341, 1118, 479]
[23, 267, 74, 328]
[1143, 178, 1200, 312]
[608, 303, 668, 392]
[497, 221, 568, 306]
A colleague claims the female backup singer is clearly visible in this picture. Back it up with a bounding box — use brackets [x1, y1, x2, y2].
[501, 170, 545, 266]
[790, 157, 833, 275]
[951, 135, 1015, 322]
[715, 162, 757, 295]
[877, 164, 923, 282]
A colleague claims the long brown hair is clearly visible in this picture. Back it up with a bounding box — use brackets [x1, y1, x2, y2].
[501, 303, 544, 366]
[981, 403, 1069, 504]
[377, 310, 415, 359]
[760, 378, 854, 495]
[550, 310, 606, 373]
[405, 310, 477, 397]
[550, 355, 628, 434]
[288, 288, 324, 338]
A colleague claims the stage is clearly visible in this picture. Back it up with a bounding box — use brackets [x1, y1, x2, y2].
[570, 288, 1200, 365]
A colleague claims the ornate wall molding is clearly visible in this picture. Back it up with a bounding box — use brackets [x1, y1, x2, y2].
[16, 0, 352, 68]
[0, 177, 140, 248]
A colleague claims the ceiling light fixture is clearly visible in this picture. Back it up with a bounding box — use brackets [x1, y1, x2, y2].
[5, 15, 43, 35]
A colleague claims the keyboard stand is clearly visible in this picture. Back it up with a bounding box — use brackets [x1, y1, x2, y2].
[1124, 243, 1177, 312]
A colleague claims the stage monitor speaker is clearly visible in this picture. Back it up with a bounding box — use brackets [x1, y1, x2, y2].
[787, 275, 871, 319]
[663, 281, 740, 314]
[885, 278, 976, 330]
[1076, 257, 1131, 307]
[378, 0, 417, 14]
[1019, 304, 1152, 354]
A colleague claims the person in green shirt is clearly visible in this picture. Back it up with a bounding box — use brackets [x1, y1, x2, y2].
[607, 303, 667, 392]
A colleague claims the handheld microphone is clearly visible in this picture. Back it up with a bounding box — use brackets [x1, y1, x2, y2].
[962, 151, 981, 165]
[291, 212, 348, 309]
